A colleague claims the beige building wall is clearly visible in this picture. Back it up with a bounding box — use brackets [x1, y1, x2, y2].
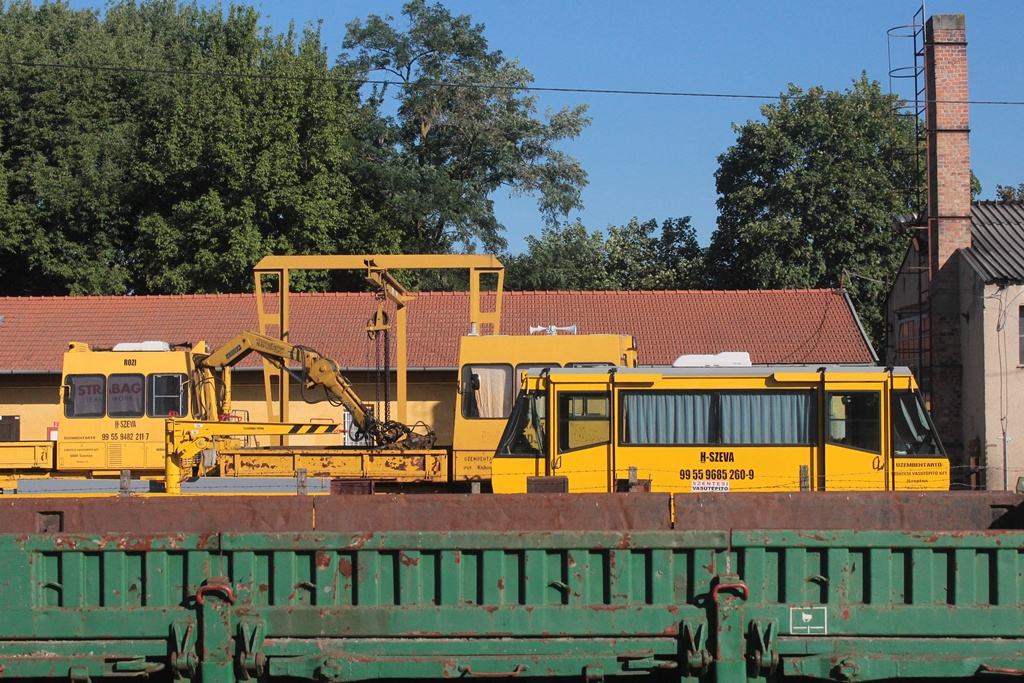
[959, 263, 988, 487]
[890, 254, 1024, 491]
[0, 375, 62, 441]
[965, 269, 1024, 490]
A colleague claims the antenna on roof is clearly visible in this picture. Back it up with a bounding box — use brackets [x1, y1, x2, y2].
[529, 324, 577, 336]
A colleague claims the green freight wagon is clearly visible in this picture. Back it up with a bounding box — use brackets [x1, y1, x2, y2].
[0, 492, 1022, 682]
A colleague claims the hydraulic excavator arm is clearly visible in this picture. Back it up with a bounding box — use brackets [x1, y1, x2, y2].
[197, 331, 434, 449]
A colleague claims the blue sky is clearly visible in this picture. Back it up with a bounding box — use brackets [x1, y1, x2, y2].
[72, 1, 1024, 253]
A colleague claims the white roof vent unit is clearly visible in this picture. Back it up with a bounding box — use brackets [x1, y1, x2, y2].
[112, 341, 173, 352]
[529, 324, 577, 335]
[672, 351, 751, 368]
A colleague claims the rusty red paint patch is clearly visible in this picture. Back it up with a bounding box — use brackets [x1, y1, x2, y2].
[316, 551, 331, 569]
[398, 551, 419, 567]
[337, 558, 353, 578]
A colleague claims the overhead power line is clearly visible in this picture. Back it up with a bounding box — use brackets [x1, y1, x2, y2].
[2, 58, 1023, 106]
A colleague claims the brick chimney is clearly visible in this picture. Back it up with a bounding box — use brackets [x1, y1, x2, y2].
[924, 14, 970, 479]
[925, 14, 972, 271]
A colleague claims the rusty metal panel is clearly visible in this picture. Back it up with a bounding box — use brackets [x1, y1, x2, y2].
[2, 494, 1024, 681]
[674, 491, 1024, 530]
[0, 496, 315, 534]
[313, 493, 673, 531]
[0, 494, 672, 535]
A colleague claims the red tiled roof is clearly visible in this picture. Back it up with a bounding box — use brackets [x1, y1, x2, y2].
[0, 289, 874, 372]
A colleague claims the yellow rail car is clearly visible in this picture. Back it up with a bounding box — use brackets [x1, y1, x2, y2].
[1, 333, 639, 494]
[492, 364, 949, 493]
[57, 341, 194, 475]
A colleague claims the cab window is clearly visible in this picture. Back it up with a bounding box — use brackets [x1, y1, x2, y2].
[148, 374, 189, 418]
[557, 392, 610, 453]
[827, 391, 881, 453]
[107, 373, 145, 418]
[495, 391, 547, 457]
[461, 364, 513, 418]
[892, 390, 943, 456]
[64, 374, 106, 418]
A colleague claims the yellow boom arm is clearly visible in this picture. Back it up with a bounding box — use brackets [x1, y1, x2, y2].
[196, 331, 434, 448]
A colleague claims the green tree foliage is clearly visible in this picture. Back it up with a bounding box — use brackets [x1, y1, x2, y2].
[503, 216, 703, 291]
[504, 222, 611, 291]
[125, 4, 396, 294]
[343, 0, 591, 254]
[706, 76, 921, 344]
[0, 1, 138, 295]
[996, 183, 1024, 202]
[605, 217, 704, 290]
[0, 0, 389, 295]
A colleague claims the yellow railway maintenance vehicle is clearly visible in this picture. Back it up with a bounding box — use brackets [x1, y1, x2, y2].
[0, 330, 637, 494]
[160, 328, 637, 493]
[491, 359, 950, 494]
[0, 253, 640, 494]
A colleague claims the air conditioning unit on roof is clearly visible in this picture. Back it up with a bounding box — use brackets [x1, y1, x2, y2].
[672, 351, 751, 367]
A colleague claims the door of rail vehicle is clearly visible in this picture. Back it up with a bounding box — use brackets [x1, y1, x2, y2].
[888, 369, 950, 490]
[491, 370, 618, 494]
[57, 343, 193, 476]
[812, 368, 889, 491]
[453, 334, 637, 483]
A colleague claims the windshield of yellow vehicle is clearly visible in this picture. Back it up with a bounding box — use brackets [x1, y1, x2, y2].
[495, 390, 547, 457]
[892, 389, 944, 456]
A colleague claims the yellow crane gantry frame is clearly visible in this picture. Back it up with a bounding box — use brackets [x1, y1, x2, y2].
[252, 255, 504, 427]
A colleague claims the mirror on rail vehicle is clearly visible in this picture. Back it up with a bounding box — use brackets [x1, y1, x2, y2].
[491, 365, 949, 494]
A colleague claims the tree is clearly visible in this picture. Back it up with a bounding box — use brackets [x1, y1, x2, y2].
[343, 1, 590, 255]
[122, 4, 393, 294]
[706, 75, 921, 344]
[996, 183, 1024, 202]
[503, 222, 612, 291]
[503, 216, 704, 292]
[0, 1, 138, 295]
[605, 217, 704, 290]
[0, 1, 384, 295]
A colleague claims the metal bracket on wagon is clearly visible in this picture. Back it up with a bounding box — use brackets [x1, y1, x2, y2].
[236, 619, 267, 680]
[748, 619, 779, 677]
[681, 622, 712, 676]
[169, 621, 198, 679]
